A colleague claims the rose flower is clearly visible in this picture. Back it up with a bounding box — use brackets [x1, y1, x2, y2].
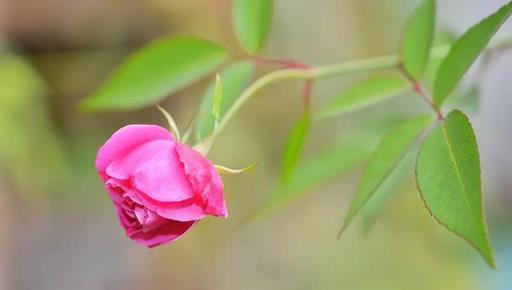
[95, 125, 227, 247]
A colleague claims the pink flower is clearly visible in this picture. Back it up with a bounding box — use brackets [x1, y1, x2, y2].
[96, 125, 227, 248]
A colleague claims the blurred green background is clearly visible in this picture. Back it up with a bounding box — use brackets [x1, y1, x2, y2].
[1, 0, 512, 289]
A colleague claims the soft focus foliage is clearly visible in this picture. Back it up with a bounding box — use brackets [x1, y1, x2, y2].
[251, 132, 380, 220]
[318, 74, 411, 119]
[82, 37, 228, 110]
[233, 0, 273, 53]
[339, 115, 432, 235]
[281, 111, 310, 181]
[401, 0, 436, 79]
[0, 54, 69, 202]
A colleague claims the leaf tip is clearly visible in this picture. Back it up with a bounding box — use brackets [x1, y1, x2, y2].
[336, 222, 349, 241]
[79, 97, 97, 113]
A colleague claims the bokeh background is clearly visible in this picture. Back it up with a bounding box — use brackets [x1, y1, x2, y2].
[1, 0, 512, 289]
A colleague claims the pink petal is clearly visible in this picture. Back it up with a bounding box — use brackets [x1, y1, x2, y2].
[124, 190, 144, 205]
[131, 220, 197, 248]
[132, 189, 207, 222]
[104, 178, 130, 204]
[131, 141, 195, 202]
[96, 125, 173, 177]
[106, 139, 170, 180]
[176, 143, 228, 218]
[204, 166, 228, 218]
[114, 201, 197, 247]
[114, 204, 136, 230]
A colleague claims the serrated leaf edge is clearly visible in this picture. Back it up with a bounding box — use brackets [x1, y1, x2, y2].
[414, 109, 496, 268]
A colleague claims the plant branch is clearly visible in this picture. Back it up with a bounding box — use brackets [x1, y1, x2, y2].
[413, 82, 444, 120]
[302, 79, 314, 107]
[252, 56, 311, 69]
[210, 35, 512, 145]
[398, 67, 444, 120]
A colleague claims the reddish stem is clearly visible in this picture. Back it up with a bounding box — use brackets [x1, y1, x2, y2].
[252, 56, 315, 108]
[252, 56, 311, 70]
[412, 82, 444, 120]
[303, 79, 314, 108]
[399, 65, 444, 120]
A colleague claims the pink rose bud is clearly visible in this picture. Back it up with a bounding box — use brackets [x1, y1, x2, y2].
[95, 125, 227, 247]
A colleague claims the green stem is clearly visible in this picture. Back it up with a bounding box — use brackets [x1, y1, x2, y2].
[211, 36, 510, 144]
[213, 69, 313, 139]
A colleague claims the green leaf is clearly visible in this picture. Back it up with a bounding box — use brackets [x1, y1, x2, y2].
[82, 37, 229, 111]
[249, 140, 375, 221]
[317, 74, 411, 120]
[195, 61, 254, 141]
[424, 29, 457, 89]
[281, 111, 310, 181]
[401, 0, 436, 80]
[0, 54, 70, 200]
[360, 150, 415, 234]
[233, 0, 273, 54]
[433, 2, 512, 106]
[416, 109, 495, 268]
[338, 115, 432, 237]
